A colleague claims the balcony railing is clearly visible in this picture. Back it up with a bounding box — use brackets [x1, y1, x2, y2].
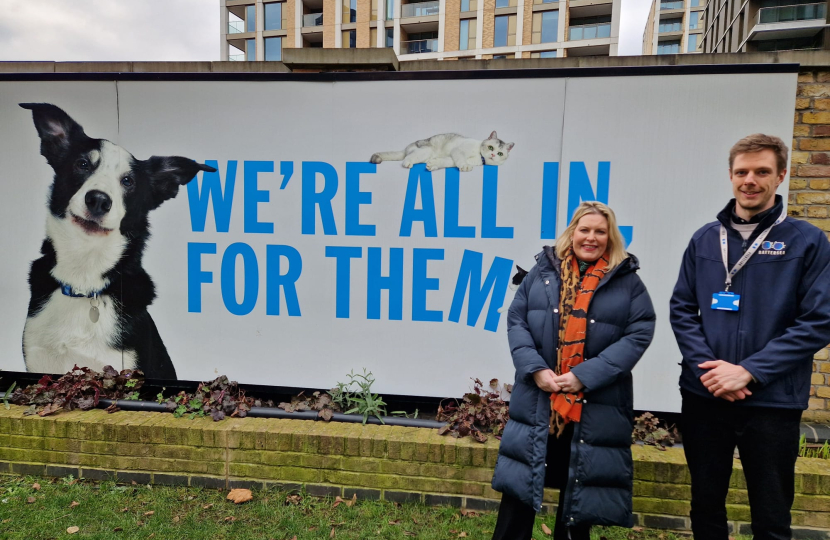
[229, 54, 246, 61]
[658, 23, 682, 32]
[303, 13, 324, 26]
[660, 1, 684, 9]
[569, 22, 611, 40]
[401, 38, 439, 53]
[758, 2, 826, 24]
[401, 1, 440, 17]
[228, 20, 245, 34]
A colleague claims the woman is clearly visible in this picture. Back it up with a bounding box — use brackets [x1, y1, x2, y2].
[491, 201, 656, 540]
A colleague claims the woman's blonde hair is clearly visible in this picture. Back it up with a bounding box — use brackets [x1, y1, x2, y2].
[554, 201, 628, 270]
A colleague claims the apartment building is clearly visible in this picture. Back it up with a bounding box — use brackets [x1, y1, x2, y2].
[642, 0, 705, 54]
[700, 0, 829, 52]
[219, 0, 622, 62]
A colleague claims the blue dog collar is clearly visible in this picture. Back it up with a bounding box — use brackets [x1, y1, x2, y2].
[481, 155, 486, 165]
[59, 283, 103, 298]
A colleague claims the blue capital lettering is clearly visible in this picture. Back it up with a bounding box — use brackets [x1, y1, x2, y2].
[367, 247, 404, 320]
[540, 162, 559, 240]
[444, 168, 475, 238]
[399, 165, 438, 237]
[481, 166, 513, 239]
[266, 245, 303, 317]
[325, 246, 363, 318]
[345, 162, 376, 236]
[220, 243, 259, 316]
[187, 242, 217, 312]
[412, 248, 444, 322]
[449, 250, 513, 332]
[187, 160, 236, 233]
[302, 162, 338, 235]
[244, 161, 275, 234]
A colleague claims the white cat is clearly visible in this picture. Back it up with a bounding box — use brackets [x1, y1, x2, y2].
[370, 131, 515, 172]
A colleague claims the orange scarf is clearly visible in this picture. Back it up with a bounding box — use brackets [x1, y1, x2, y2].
[550, 249, 610, 436]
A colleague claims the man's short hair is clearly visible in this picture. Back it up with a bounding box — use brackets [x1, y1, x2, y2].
[729, 134, 789, 173]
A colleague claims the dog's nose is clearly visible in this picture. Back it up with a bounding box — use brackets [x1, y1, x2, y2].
[85, 190, 112, 217]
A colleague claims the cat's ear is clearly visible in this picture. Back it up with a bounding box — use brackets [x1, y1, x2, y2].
[506, 142, 515, 152]
[489, 131, 498, 139]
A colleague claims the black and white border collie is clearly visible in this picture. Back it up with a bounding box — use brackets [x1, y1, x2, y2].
[21, 103, 216, 380]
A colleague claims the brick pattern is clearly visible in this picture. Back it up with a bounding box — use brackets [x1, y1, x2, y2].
[481, 0, 495, 49]
[324, 0, 337, 47]
[285, 0, 295, 48]
[521, 1, 532, 51]
[1, 407, 830, 537]
[444, 0, 461, 53]
[356, 0, 371, 47]
[792, 69, 830, 420]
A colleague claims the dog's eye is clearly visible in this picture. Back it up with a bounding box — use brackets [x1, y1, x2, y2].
[121, 176, 134, 188]
[76, 158, 90, 171]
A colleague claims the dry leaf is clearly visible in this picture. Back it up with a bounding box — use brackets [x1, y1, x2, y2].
[143, 511, 155, 516]
[332, 496, 345, 508]
[69, 501, 79, 509]
[389, 520, 402, 525]
[227, 488, 253, 504]
[633, 527, 644, 533]
[458, 533, 468, 538]
[330, 527, 336, 538]
[541, 523, 552, 535]
[224, 516, 237, 522]
[26, 497, 36, 504]
[67, 526, 80, 534]
[32, 483, 41, 491]
[121, 507, 128, 513]
[203, 504, 214, 510]
[173, 516, 180, 523]
[404, 532, 417, 537]
[347, 494, 357, 507]
[113, 527, 123, 532]
[308, 527, 318, 531]
[148, 535, 155, 539]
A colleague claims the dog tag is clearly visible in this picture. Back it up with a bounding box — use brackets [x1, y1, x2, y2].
[89, 306, 99, 323]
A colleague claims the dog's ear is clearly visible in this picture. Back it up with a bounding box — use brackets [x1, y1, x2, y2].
[146, 156, 217, 209]
[20, 103, 86, 169]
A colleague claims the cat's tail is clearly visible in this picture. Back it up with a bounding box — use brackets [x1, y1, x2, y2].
[370, 151, 406, 164]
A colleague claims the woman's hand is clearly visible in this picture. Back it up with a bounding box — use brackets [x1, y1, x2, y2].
[553, 372, 584, 394]
[532, 369, 561, 393]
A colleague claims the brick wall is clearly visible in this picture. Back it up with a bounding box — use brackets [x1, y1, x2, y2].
[792, 69, 830, 422]
[1, 406, 829, 537]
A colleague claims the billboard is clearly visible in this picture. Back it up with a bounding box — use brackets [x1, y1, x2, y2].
[0, 67, 797, 412]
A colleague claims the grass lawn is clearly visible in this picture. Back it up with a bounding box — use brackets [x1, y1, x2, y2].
[0, 475, 689, 540]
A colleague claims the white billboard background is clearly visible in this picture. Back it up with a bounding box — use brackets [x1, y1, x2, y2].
[0, 71, 796, 412]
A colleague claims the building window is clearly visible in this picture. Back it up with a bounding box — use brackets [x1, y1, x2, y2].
[687, 34, 699, 52]
[264, 2, 282, 30]
[387, 0, 394, 19]
[246, 38, 256, 60]
[657, 39, 681, 54]
[660, 0, 683, 9]
[755, 35, 822, 51]
[371, 0, 378, 19]
[459, 19, 477, 50]
[659, 17, 682, 32]
[461, 0, 479, 10]
[246, 4, 256, 32]
[532, 10, 558, 43]
[569, 15, 611, 40]
[265, 36, 282, 60]
[494, 15, 517, 47]
[386, 28, 394, 46]
[495, 0, 517, 7]
[531, 50, 557, 57]
[689, 12, 702, 29]
[534, 0, 558, 4]
[493, 53, 514, 58]
[342, 29, 356, 47]
[343, 0, 357, 23]
[690, 0, 700, 6]
[758, 1, 827, 24]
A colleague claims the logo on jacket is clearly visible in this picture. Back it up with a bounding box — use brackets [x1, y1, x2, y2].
[758, 240, 786, 256]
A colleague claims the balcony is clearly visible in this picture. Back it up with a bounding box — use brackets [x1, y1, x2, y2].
[758, 2, 826, 24]
[402, 1, 440, 17]
[229, 54, 246, 61]
[745, 2, 829, 44]
[569, 22, 611, 40]
[401, 38, 439, 53]
[303, 13, 324, 26]
[228, 20, 245, 34]
[659, 0, 683, 9]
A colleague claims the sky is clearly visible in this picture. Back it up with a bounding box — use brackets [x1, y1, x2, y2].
[0, 0, 654, 61]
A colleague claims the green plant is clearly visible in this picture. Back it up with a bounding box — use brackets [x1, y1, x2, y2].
[3, 380, 16, 410]
[437, 378, 509, 442]
[156, 387, 166, 404]
[799, 434, 830, 459]
[632, 412, 678, 449]
[332, 369, 388, 425]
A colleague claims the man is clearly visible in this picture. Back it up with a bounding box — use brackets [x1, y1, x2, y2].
[670, 134, 830, 540]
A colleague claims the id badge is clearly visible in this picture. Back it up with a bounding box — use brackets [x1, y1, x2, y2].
[712, 292, 740, 312]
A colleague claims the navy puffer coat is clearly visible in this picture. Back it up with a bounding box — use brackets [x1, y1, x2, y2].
[491, 247, 656, 526]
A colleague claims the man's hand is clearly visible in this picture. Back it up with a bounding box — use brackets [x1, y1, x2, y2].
[553, 372, 584, 394]
[699, 360, 754, 399]
[532, 369, 561, 393]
